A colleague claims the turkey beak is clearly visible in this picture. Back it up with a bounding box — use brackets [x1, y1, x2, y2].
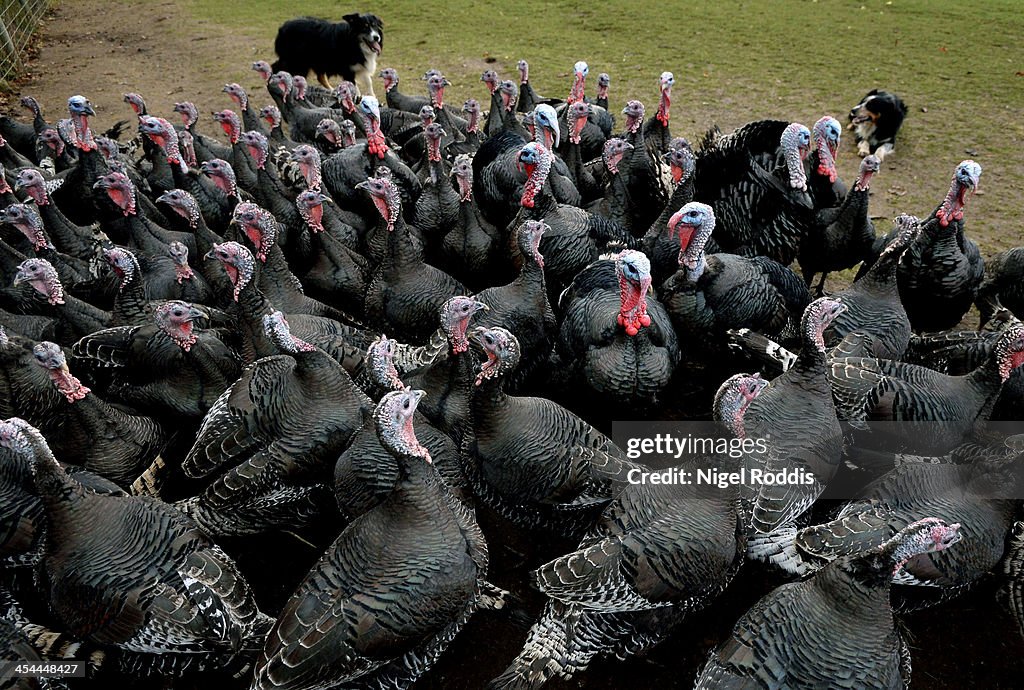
[667, 210, 685, 239]
[355, 181, 370, 193]
[473, 301, 490, 314]
[411, 389, 426, 403]
[203, 249, 218, 261]
[188, 305, 208, 321]
[155, 192, 173, 206]
[318, 193, 332, 204]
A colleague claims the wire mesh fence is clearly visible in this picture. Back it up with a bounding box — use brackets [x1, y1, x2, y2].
[0, 0, 51, 84]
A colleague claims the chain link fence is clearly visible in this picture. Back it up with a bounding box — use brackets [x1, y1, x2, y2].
[0, 0, 51, 84]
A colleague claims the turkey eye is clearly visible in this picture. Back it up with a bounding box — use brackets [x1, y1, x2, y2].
[402, 400, 409, 409]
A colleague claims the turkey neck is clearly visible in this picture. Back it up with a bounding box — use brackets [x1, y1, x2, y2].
[30, 441, 90, 527]
[650, 176, 695, 237]
[230, 141, 259, 194]
[233, 275, 279, 361]
[604, 166, 632, 234]
[819, 556, 898, 622]
[382, 217, 424, 272]
[965, 350, 1013, 415]
[31, 201, 93, 259]
[110, 268, 147, 326]
[0, 238, 24, 275]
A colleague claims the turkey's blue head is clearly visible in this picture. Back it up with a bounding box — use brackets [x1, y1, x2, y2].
[252, 60, 273, 82]
[0, 203, 48, 251]
[471, 326, 520, 386]
[211, 109, 241, 144]
[596, 73, 611, 101]
[517, 142, 552, 209]
[205, 241, 254, 302]
[567, 61, 589, 104]
[157, 189, 201, 230]
[935, 159, 982, 227]
[260, 105, 282, 131]
[668, 201, 715, 277]
[380, 67, 399, 92]
[366, 335, 404, 392]
[122, 92, 146, 118]
[462, 99, 481, 133]
[296, 190, 329, 232]
[440, 296, 489, 354]
[517, 59, 530, 84]
[657, 72, 674, 125]
[231, 202, 278, 262]
[33, 341, 90, 404]
[603, 138, 633, 175]
[356, 174, 401, 232]
[173, 101, 199, 129]
[780, 123, 812, 191]
[290, 145, 323, 190]
[812, 116, 842, 183]
[427, 73, 450, 109]
[223, 83, 248, 112]
[156, 301, 205, 351]
[375, 389, 431, 464]
[93, 171, 137, 216]
[66, 95, 95, 150]
[622, 100, 645, 135]
[200, 159, 238, 197]
[889, 518, 962, 574]
[801, 297, 847, 353]
[532, 104, 560, 151]
[264, 311, 317, 354]
[481, 69, 499, 95]
[664, 138, 695, 186]
[359, 96, 388, 158]
[714, 373, 768, 439]
[241, 130, 269, 170]
[14, 258, 63, 305]
[614, 250, 653, 337]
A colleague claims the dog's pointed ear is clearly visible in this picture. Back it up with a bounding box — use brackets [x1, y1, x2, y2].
[342, 13, 360, 24]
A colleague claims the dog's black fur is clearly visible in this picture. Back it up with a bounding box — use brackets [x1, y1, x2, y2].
[848, 89, 907, 162]
[272, 13, 383, 96]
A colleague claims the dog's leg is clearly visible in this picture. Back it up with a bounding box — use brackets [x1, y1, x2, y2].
[874, 143, 894, 162]
[857, 139, 872, 158]
[355, 70, 376, 99]
[317, 73, 334, 90]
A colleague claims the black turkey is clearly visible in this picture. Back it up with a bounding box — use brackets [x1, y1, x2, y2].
[551, 249, 680, 411]
[695, 518, 962, 689]
[861, 160, 984, 332]
[0, 417, 273, 675]
[179, 310, 371, 535]
[489, 373, 759, 690]
[252, 389, 504, 690]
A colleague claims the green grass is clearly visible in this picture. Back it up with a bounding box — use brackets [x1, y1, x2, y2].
[182, 0, 1023, 251]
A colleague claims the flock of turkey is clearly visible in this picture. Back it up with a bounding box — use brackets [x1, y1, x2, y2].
[0, 52, 1023, 690]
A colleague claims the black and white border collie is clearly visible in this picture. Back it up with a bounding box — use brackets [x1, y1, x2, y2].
[271, 13, 383, 98]
[848, 89, 907, 162]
